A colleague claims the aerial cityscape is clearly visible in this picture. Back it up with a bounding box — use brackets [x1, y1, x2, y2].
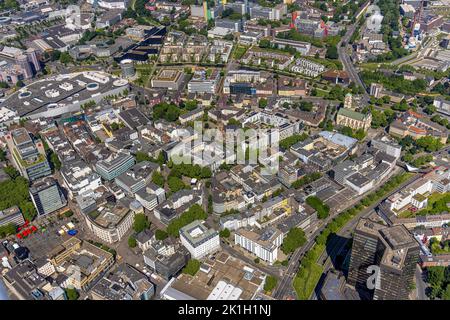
[0, 0, 450, 303]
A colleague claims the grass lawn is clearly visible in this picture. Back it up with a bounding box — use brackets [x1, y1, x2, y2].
[293, 243, 325, 300]
[417, 192, 450, 216]
[293, 263, 324, 300]
[398, 192, 450, 218]
[397, 209, 416, 218]
[315, 88, 330, 97]
[233, 45, 249, 60]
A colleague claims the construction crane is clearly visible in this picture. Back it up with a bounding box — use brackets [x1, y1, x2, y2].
[410, 0, 425, 37]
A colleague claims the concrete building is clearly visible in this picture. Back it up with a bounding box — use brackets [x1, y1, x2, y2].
[0, 206, 25, 227]
[60, 159, 102, 199]
[371, 136, 402, 160]
[6, 128, 52, 181]
[48, 237, 114, 291]
[0, 46, 40, 85]
[179, 220, 220, 259]
[187, 69, 220, 94]
[0, 72, 129, 123]
[29, 177, 67, 217]
[234, 227, 283, 265]
[120, 59, 136, 79]
[370, 83, 384, 98]
[95, 152, 135, 181]
[85, 199, 142, 244]
[90, 263, 155, 300]
[433, 98, 450, 116]
[151, 69, 184, 91]
[143, 239, 190, 280]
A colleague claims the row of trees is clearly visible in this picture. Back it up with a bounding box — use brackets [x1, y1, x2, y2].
[279, 133, 309, 150]
[294, 173, 413, 299]
[291, 172, 322, 189]
[361, 71, 427, 95]
[166, 204, 207, 237]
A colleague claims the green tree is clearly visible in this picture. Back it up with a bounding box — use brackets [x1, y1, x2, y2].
[135, 151, 151, 163]
[50, 152, 61, 170]
[59, 52, 73, 65]
[168, 176, 187, 193]
[128, 236, 137, 248]
[166, 204, 207, 237]
[64, 210, 74, 218]
[443, 284, 450, 300]
[183, 259, 200, 276]
[428, 266, 445, 287]
[281, 227, 307, 254]
[65, 288, 79, 300]
[152, 171, 165, 187]
[0, 149, 6, 162]
[219, 228, 230, 238]
[133, 213, 150, 233]
[306, 196, 330, 219]
[3, 166, 19, 179]
[0, 223, 17, 238]
[325, 45, 339, 59]
[155, 229, 168, 241]
[259, 98, 268, 109]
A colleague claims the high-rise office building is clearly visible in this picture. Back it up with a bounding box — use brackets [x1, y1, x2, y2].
[348, 218, 420, 300]
[30, 177, 67, 217]
[6, 128, 52, 181]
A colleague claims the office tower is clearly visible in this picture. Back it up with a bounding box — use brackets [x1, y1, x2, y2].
[370, 83, 383, 98]
[30, 177, 67, 217]
[348, 218, 420, 300]
[16, 54, 33, 79]
[25, 48, 41, 73]
[6, 128, 52, 181]
[120, 59, 136, 79]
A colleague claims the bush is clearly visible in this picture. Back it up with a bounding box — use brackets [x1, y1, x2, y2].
[64, 210, 74, 218]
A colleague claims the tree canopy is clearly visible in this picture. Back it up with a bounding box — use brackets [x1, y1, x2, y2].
[306, 196, 330, 219]
[133, 213, 150, 233]
[281, 227, 307, 254]
[166, 204, 207, 237]
[182, 259, 200, 276]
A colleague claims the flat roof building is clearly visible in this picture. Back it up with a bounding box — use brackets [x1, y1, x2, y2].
[179, 220, 220, 260]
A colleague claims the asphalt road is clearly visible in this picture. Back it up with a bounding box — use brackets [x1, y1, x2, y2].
[273, 169, 421, 300]
[337, 1, 371, 104]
